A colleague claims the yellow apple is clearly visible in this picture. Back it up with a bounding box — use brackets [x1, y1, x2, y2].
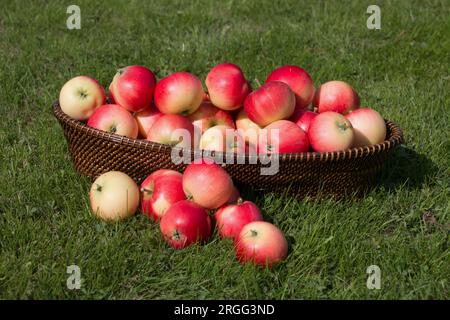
[89, 171, 139, 221]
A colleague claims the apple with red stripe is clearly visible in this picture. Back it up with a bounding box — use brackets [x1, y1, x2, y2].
[154, 72, 204, 115]
[134, 106, 163, 138]
[87, 104, 138, 139]
[291, 109, 318, 133]
[147, 114, 196, 149]
[109, 65, 156, 113]
[205, 62, 251, 111]
[215, 199, 263, 239]
[313, 80, 360, 115]
[258, 120, 309, 154]
[308, 111, 354, 152]
[266, 65, 315, 111]
[244, 81, 295, 127]
[140, 169, 186, 221]
[235, 221, 288, 267]
[188, 100, 235, 133]
[160, 200, 212, 249]
[182, 160, 234, 209]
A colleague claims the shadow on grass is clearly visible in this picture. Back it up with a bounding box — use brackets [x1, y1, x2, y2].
[237, 146, 439, 203]
[378, 145, 439, 191]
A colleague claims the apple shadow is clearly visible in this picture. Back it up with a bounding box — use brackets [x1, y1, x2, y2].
[378, 145, 439, 191]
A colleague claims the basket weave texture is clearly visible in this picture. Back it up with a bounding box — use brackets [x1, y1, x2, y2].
[53, 102, 403, 199]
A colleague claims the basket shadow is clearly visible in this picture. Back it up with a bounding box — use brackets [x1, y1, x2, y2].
[237, 146, 438, 202]
[378, 145, 439, 191]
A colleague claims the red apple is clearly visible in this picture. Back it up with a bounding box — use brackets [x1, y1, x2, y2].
[266, 65, 315, 110]
[308, 111, 354, 152]
[160, 200, 212, 249]
[199, 125, 246, 154]
[154, 72, 204, 115]
[313, 80, 360, 115]
[215, 199, 263, 239]
[147, 114, 195, 149]
[87, 104, 138, 139]
[182, 161, 234, 209]
[134, 106, 163, 138]
[90, 171, 140, 221]
[235, 221, 288, 267]
[59, 76, 106, 121]
[292, 110, 318, 133]
[258, 120, 309, 154]
[244, 81, 295, 126]
[109, 65, 156, 113]
[140, 170, 186, 221]
[188, 100, 235, 133]
[205, 62, 251, 111]
[140, 169, 182, 197]
[345, 108, 386, 147]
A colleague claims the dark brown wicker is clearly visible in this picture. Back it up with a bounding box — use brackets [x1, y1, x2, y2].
[53, 102, 403, 199]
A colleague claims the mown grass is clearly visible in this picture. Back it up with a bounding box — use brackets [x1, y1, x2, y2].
[0, 0, 449, 299]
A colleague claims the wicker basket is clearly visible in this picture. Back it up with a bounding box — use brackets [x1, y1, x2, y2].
[53, 102, 403, 199]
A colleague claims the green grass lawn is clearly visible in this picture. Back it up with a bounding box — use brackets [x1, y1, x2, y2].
[0, 0, 449, 299]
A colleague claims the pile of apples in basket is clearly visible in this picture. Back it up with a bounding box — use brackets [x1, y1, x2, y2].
[59, 63, 388, 267]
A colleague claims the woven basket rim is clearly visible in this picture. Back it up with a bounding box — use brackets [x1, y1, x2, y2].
[52, 101, 404, 162]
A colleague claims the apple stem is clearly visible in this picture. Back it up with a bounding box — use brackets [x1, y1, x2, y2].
[141, 187, 153, 196]
[78, 90, 88, 99]
[237, 197, 244, 205]
[116, 67, 126, 75]
[337, 122, 350, 131]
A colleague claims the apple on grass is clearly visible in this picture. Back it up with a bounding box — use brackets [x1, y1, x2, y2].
[87, 104, 138, 139]
[215, 199, 263, 239]
[160, 200, 212, 249]
[59, 76, 106, 121]
[182, 161, 234, 209]
[188, 100, 235, 133]
[199, 125, 246, 154]
[89, 171, 140, 221]
[234, 221, 288, 267]
[140, 169, 186, 221]
[109, 65, 156, 113]
[147, 114, 195, 149]
[258, 120, 309, 154]
[205, 62, 251, 111]
[313, 80, 360, 115]
[266, 65, 315, 110]
[345, 108, 387, 147]
[308, 111, 354, 152]
[154, 72, 204, 115]
[244, 81, 295, 127]
[134, 106, 163, 138]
